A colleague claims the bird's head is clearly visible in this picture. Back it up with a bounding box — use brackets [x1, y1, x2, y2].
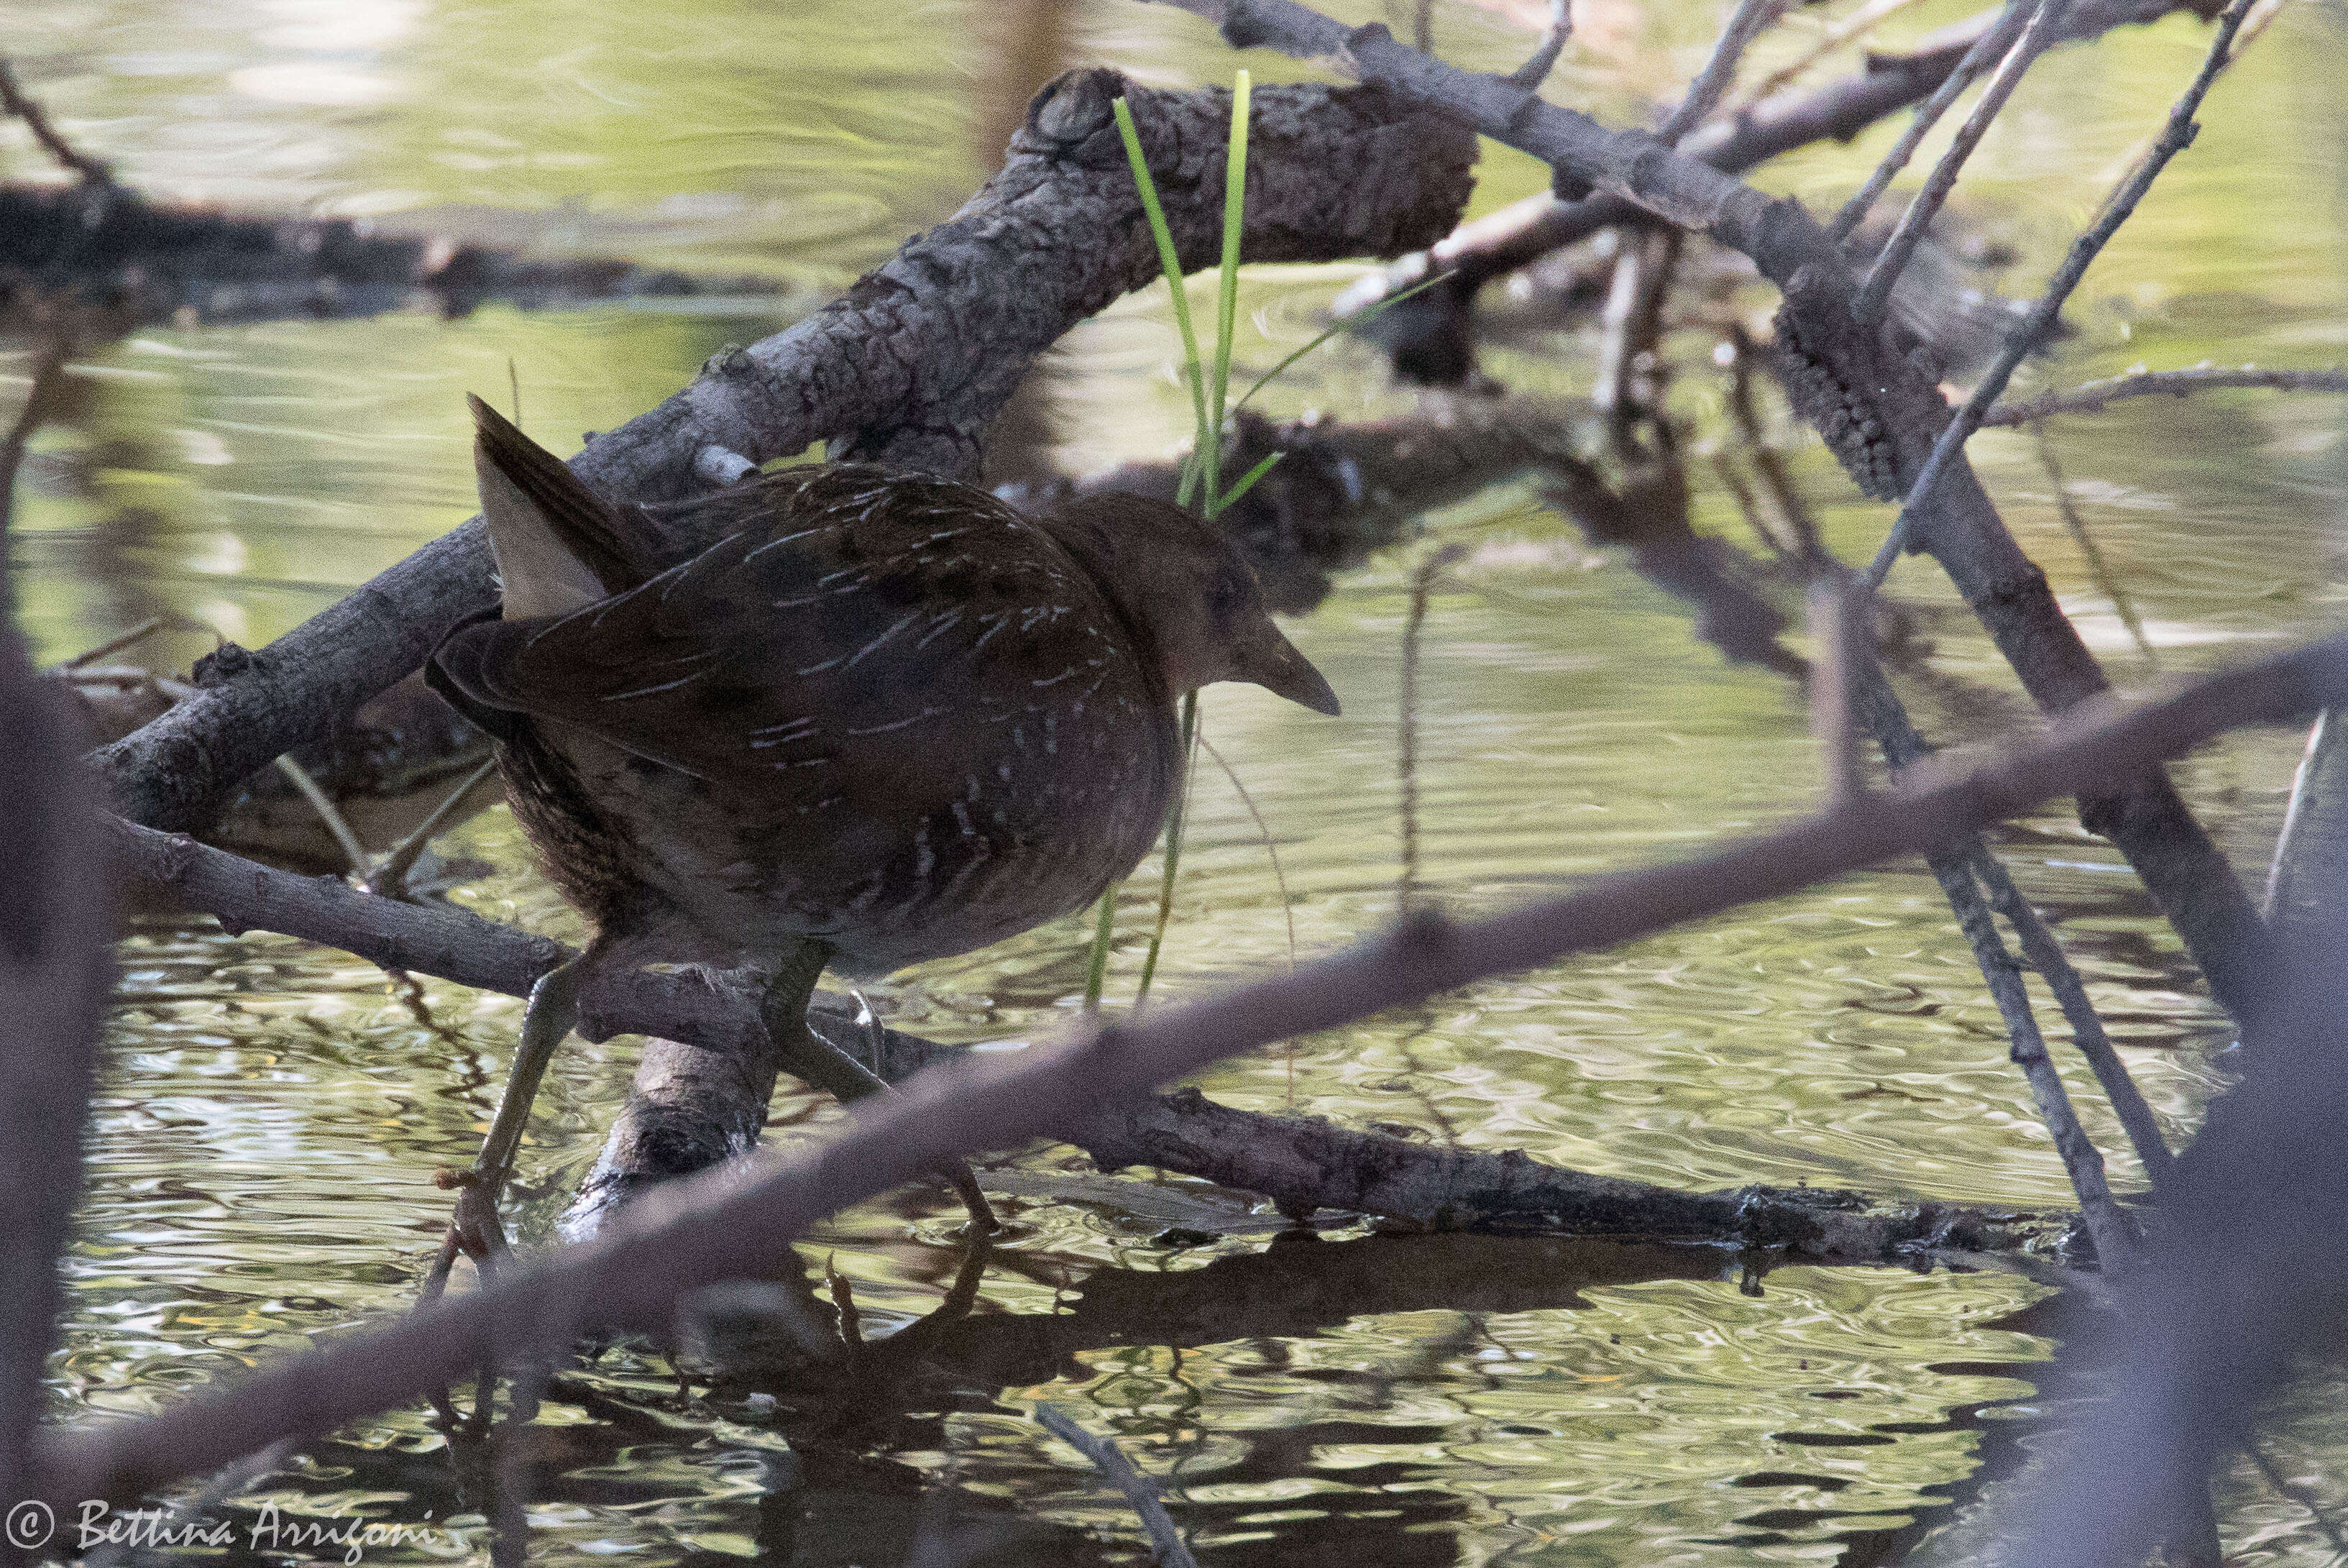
[1040, 492, 1340, 716]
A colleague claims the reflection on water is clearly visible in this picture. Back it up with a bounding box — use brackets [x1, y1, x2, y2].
[13, 0, 2348, 1561]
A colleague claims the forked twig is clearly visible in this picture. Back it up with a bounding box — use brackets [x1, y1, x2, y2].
[1830, 0, 2029, 242]
[1856, 0, 2077, 321]
[369, 758, 499, 899]
[1863, 0, 2260, 587]
[271, 756, 372, 879]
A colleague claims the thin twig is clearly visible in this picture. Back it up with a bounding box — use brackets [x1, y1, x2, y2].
[1862, 0, 2259, 587]
[2264, 711, 2329, 920]
[1593, 229, 1682, 415]
[1195, 733, 1298, 974]
[1830, 600, 2140, 1256]
[54, 618, 164, 672]
[1719, 326, 1831, 568]
[1830, 0, 2030, 242]
[1033, 1405, 1201, 1568]
[1656, 0, 1789, 142]
[0, 56, 112, 184]
[270, 755, 373, 879]
[1195, 730, 1303, 1104]
[2242, 1434, 2348, 1556]
[1398, 544, 1466, 912]
[2032, 421, 2157, 668]
[1772, 423, 2173, 1191]
[1856, 0, 2076, 322]
[1971, 845, 2176, 1187]
[1934, 846, 2137, 1266]
[1500, 0, 1572, 90]
[1732, 0, 1932, 110]
[369, 758, 498, 899]
[1984, 365, 2348, 426]
[0, 335, 74, 562]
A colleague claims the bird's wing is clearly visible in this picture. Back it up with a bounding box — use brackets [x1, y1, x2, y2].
[431, 467, 1140, 790]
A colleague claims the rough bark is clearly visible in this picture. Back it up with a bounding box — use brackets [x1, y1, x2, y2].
[90, 72, 1476, 835]
[1339, 0, 2213, 382]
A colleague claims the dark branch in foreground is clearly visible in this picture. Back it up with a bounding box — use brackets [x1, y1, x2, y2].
[0, 630, 114, 1510]
[40, 622, 2348, 1508]
[87, 72, 1473, 837]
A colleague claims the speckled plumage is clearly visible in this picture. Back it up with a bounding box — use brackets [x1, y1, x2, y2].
[428, 403, 1337, 979]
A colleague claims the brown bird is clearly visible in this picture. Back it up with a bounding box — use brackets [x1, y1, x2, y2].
[423, 396, 1338, 1254]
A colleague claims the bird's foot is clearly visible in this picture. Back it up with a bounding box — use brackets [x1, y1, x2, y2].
[418, 1166, 513, 1308]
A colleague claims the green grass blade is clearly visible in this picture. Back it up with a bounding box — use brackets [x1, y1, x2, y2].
[1081, 886, 1116, 1013]
[1132, 692, 1200, 1012]
[1230, 267, 1459, 418]
[1111, 96, 1210, 470]
[1216, 450, 1284, 512]
[1206, 70, 1252, 515]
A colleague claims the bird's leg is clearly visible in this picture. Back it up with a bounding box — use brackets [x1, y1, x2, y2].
[758, 942, 998, 1233]
[426, 956, 586, 1294]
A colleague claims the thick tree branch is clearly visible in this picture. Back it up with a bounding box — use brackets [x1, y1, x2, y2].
[39, 623, 2348, 1507]
[88, 72, 1474, 835]
[1336, 0, 2203, 375]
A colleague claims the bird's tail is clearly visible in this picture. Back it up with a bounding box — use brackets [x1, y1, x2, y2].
[469, 393, 651, 618]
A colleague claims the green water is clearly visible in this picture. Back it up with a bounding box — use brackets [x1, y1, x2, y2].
[12, 0, 2348, 1562]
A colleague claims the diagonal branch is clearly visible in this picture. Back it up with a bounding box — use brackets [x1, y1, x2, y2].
[88, 71, 1475, 835]
[34, 620, 2348, 1510]
[1854, 0, 2077, 320]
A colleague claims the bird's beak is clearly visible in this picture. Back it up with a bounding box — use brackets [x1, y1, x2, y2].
[1242, 624, 1342, 716]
